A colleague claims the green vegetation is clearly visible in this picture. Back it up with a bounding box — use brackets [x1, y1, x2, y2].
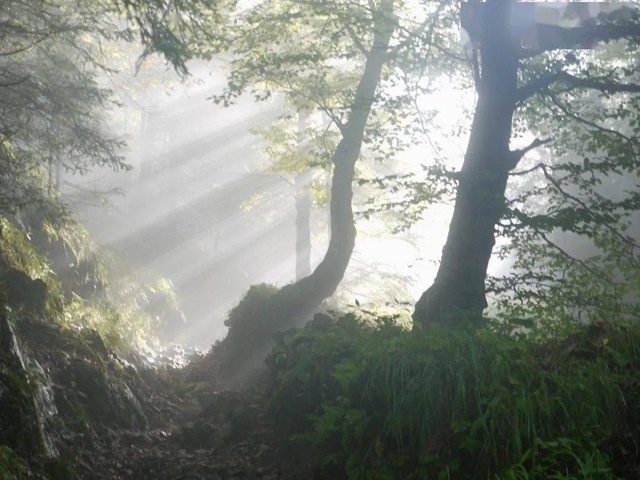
[0, 209, 179, 353]
[268, 314, 640, 479]
[0, 445, 30, 480]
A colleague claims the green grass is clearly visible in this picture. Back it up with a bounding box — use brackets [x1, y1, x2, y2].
[268, 315, 640, 479]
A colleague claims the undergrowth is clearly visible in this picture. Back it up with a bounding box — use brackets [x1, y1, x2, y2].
[0, 209, 180, 353]
[267, 314, 640, 479]
[0, 445, 30, 480]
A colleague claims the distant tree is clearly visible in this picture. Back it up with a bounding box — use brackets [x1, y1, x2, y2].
[0, 0, 224, 215]
[253, 111, 333, 281]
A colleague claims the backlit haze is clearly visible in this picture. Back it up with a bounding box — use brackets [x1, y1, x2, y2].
[67, 59, 497, 348]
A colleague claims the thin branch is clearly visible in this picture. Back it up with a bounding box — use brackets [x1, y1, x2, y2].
[516, 72, 561, 103]
[506, 137, 552, 170]
[547, 93, 639, 167]
[540, 163, 640, 266]
[560, 71, 640, 94]
[276, 173, 295, 188]
[540, 231, 606, 279]
[514, 68, 640, 104]
[509, 161, 545, 177]
[0, 75, 31, 88]
[389, 1, 446, 56]
[429, 42, 467, 62]
[345, 24, 368, 55]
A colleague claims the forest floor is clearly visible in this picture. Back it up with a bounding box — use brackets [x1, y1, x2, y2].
[72, 350, 316, 480]
[71, 373, 297, 480]
[7, 318, 311, 480]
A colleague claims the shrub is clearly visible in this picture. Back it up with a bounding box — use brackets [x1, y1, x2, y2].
[268, 314, 640, 479]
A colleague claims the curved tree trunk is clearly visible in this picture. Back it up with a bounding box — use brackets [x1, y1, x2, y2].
[413, 0, 519, 328]
[294, 172, 312, 280]
[272, 0, 396, 324]
[219, 0, 396, 382]
[295, 113, 312, 280]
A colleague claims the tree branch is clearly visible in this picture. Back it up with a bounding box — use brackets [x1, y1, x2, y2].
[516, 73, 561, 103]
[547, 93, 639, 167]
[506, 138, 552, 170]
[0, 75, 30, 88]
[345, 24, 368, 56]
[517, 69, 640, 103]
[539, 163, 640, 266]
[509, 161, 545, 177]
[560, 71, 640, 94]
[519, 21, 640, 57]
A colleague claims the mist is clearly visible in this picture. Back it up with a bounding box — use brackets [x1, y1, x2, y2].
[65, 60, 454, 348]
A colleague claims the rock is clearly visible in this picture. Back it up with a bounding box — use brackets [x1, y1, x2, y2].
[59, 357, 147, 431]
[310, 312, 334, 330]
[0, 308, 58, 458]
[1, 267, 47, 312]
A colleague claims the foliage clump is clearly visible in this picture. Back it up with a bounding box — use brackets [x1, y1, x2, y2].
[0, 445, 30, 480]
[0, 208, 179, 354]
[267, 314, 640, 479]
[217, 283, 281, 381]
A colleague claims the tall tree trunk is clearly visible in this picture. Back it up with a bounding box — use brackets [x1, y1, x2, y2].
[219, 0, 396, 383]
[295, 112, 312, 280]
[276, 0, 395, 320]
[413, 0, 519, 328]
[294, 171, 312, 280]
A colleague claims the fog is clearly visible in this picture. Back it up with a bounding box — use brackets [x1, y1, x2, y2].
[65, 60, 498, 348]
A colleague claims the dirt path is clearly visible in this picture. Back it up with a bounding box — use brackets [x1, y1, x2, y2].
[70, 363, 305, 480]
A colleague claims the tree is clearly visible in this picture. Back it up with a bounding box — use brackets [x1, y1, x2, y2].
[0, 0, 227, 350]
[214, 0, 459, 321]
[1, 0, 121, 213]
[255, 111, 333, 281]
[413, 1, 640, 328]
[0, 0, 223, 215]
[491, 46, 640, 324]
[215, 0, 421, 378]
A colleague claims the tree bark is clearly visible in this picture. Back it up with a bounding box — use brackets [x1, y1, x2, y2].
[274, 0, 396, 322]
[295, 113, 312, 280]
[294, 171, 312, 280]
[413, 0, 519, 328]
[218, 0, 396, 383]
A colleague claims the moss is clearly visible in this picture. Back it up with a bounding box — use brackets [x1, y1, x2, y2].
[218, 283, 281, 381]
[0, 445, 31, 480]
[224, 283, 280, 333]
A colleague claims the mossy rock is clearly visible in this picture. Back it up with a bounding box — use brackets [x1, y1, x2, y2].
[217, 282, 331, 387]
[0, 267, 47, 313]
[0, 445, 31, 480]
[223, 283, 280, 334]
[218, 284, 280, 382]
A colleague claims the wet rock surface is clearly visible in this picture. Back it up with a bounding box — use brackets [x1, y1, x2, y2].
[2, 315, 309, 480]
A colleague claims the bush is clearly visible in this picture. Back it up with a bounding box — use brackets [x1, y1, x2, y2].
[267, 314, 640, 479]
[0, 212, 179, 353]
[216, 283, 281, 381]
[0, 445, 30, 480]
